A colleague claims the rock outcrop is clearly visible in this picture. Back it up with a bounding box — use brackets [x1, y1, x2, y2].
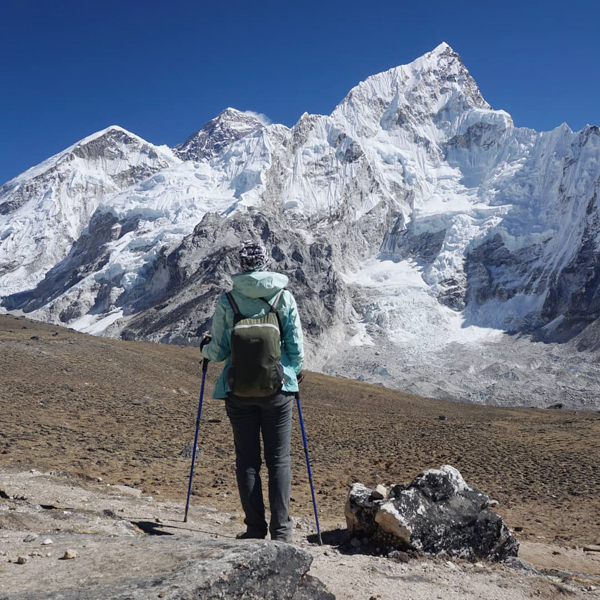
[5, 537, 334, 600]
[346, 465, 518, 561]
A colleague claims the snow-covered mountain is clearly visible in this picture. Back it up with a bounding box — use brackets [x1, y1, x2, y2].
[0, 127, 178, 296]
[2, 43, 600, 409]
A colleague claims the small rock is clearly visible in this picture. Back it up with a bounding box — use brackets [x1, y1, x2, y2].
[46, 553, 52, 558]
[489, 500, 499, 508]
[372, 484, 388, 500]
[445, 560, 457, 570]
[17, 556, 28, 564]
[61, 550, 78, 560]
[547, 403, 564, 409]
[23, 534, 38, 542]
[179, 443, 200, 459]
[350, 538, 361, 548]
[113, 485, 142, 498]
[389, 550, 410, 563]
[474, 562, 485, 568]
[583, 545, 600, 553]
[438, 415, 447, 421]
[41, 538, 53, 545]
[503, 557, 541, 575]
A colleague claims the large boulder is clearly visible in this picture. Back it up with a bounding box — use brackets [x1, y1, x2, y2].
[5, 537, 334, 600]
[346, 465, 518, 561]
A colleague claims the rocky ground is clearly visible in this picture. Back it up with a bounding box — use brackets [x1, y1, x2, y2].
[1, 314, 600, 597]
[1, 470, 599, 599]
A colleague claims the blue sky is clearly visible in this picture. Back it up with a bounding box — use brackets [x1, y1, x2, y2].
[1, 0, 599, 185]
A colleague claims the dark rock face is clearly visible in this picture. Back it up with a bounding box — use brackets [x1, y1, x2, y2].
[465, 234, 543, 310]
[3, 210, 121, 314]
[345, 465, 518, 561]
[541, 208, 600, 328]
[174, 108, 265, 162]
[112, 200, 395, 351]
[6, 538, 334, 600]
[380, 213, 447, 265]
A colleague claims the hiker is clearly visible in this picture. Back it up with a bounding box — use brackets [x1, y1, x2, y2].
[200, 240, 304, 542]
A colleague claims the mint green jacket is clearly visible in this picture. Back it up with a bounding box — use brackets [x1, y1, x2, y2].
[201, 271, 304, 399]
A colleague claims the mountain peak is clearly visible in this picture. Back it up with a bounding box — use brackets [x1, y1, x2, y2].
[334, 43, 489, 124]
[421, 41, 464, 68]
[218, 107, 250, 119]
[75, 125, 143, 148]
[174, 109, 266, 162]
[430, 41, 453, 54]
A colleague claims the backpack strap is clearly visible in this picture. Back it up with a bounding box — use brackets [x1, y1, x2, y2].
[261, 290, 285, 337]
[226, 292, 244, 324]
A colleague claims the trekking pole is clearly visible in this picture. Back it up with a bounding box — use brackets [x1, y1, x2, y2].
[295, 391, 323, 546]
[183, 357, 209, 523]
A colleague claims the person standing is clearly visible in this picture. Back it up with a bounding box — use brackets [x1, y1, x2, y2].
[200, 240, 304, 542]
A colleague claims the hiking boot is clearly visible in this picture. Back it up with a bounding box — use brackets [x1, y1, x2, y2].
[236, 530, 266, 540]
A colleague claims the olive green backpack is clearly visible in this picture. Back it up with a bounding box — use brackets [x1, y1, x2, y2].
[225, 290, 285, 397]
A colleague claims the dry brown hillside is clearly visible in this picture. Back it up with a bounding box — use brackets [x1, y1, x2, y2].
[1, 314, 599, 547]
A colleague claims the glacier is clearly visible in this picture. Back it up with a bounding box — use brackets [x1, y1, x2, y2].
[2, 42, 600, 409]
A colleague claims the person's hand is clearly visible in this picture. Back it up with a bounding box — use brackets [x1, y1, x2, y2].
[200, 333, 212, 351]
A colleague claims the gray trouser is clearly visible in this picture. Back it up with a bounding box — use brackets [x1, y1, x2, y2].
[225, 391, 294, 541]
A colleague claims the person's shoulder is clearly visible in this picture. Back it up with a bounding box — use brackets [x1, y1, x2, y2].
[279, 288, 298, 307]
[216, 291, 234, 307]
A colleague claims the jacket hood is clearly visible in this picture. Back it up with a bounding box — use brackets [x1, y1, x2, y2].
[231, 271, 289, 299]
